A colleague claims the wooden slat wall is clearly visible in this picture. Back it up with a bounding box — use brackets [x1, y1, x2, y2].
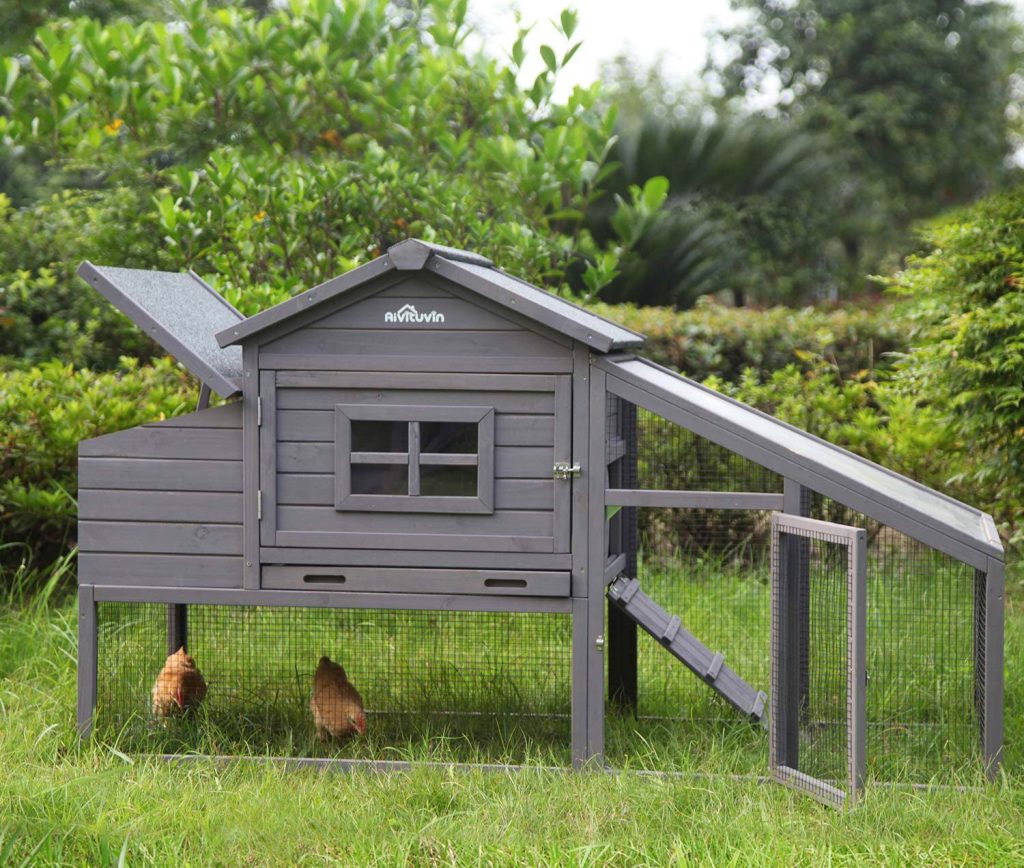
[272, 379, 561, 550]
[257, 276, 573, 374]
[78, 402, 244, 588]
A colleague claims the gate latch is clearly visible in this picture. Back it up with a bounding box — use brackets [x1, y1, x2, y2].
[553, 462, 581, 480]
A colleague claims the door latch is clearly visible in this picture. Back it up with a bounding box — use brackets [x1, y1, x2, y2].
[553, 462, 581, 480]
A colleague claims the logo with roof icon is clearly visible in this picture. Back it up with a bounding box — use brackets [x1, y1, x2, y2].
[384, 303, 446, 324]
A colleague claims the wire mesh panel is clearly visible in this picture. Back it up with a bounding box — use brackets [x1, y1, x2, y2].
[631, 508, 773, 721]
[633, 408, 783, 493]
[95, 603, 572, 765]
[770, 514, 866, 809]
[809, 494, 982, 780]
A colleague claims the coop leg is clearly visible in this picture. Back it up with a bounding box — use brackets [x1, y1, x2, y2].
[981, 557, 1004, 779]
[77, 585, 97, 738]
[167, 604, 188, 654]
[607, 481, 638, 711]
[571, 597, 589, 768]
[607, 603, 637, 712]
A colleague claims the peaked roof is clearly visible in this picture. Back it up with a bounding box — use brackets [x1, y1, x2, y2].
[77, 262, 245, 398]
[213, 239, 645, 352]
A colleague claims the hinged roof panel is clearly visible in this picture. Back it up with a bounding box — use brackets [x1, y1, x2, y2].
[600, 355, 1003, 563]
[214, 239, 645, 352]
[78, 262, 244, 398]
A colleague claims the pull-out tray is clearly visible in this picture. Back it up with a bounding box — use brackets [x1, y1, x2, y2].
[261, 566, 570, 597]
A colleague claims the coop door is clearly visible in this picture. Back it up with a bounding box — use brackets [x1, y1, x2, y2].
[259, 370, 572, 553]
[770, 513, 867, 809]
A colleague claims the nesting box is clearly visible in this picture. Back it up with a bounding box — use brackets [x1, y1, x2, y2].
[75, 239, 1004, 805]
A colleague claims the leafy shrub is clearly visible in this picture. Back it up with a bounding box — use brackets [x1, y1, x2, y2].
[0, 358, 195, 574]
[594, 297, 911, 382]
[708, 360, 960, 493]
[0, 189, 169, 368]
[889, 188, 1024, 542]
[0, 0, 648, 370]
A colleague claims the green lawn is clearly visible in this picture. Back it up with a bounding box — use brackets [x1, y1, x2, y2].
[1, 560, 1022, 864]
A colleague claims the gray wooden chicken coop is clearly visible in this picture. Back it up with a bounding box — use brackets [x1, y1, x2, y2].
[75, 239, 1004, 805]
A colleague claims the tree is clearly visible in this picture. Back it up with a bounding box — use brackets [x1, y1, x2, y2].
[588, 59, 841, 307]
[0, 0, 635, 367]
[889, 187, 1024, 543]
[711, 1, 1022, 243]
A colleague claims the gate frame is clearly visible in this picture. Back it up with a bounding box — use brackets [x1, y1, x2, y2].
[770, 513, 867, 809]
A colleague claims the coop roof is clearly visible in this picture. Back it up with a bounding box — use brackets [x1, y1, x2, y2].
[600, 355, 1004, 563]
[213, 239, 646, 352]
[77, 263, 245, 399]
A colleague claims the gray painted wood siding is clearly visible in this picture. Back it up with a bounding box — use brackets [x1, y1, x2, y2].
[263, 370, 570, 554]
[257, 276, 573, 374]
[78, 402, 244, 588]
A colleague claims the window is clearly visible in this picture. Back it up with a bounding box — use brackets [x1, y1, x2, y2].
[334, 404, 494, 513]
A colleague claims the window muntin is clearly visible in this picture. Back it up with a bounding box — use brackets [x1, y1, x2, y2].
[335, 404, 494, 514]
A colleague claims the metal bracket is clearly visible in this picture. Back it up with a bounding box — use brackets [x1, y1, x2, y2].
[595, 634, 605, 652]
[553, 462, 581, 480]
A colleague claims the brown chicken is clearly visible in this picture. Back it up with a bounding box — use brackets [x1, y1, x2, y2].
[151, 646, 208, 717]
[310, 656, 366, 740]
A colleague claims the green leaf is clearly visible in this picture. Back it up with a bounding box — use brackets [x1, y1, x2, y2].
[539, 44, 558, 73]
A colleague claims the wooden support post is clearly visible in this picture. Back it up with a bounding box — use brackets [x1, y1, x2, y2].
[608, 399, 638, 713]
[77, 585, 97, 738]
[167, 604, 188, 654]
[586, 364, 608, 764]
[784, 479, 812, 721]
[982, 556, 1005, 779]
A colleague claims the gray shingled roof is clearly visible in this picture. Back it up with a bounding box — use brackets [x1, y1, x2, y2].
[77, 262, 245, 398]
[215, 239, 646, 352]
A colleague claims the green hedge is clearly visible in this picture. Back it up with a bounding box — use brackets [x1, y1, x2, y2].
[592, 298, 911, 381]
[0, 359, 195, 573]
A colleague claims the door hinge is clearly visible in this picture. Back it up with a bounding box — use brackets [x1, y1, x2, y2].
[553, 462, 581, 480]
[595, 634, 605, 653]
[257, 490, 263, 521]
[257, 396, 262, 427]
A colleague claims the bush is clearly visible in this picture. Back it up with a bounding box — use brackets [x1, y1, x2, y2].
[890, 188, 1024, 542]
[708, 359, 960, 492]
[594, 297, 911, 382]
[0, 0, 640, 370]
[0, 358, 195, 575]
[0, 189, 168, 368]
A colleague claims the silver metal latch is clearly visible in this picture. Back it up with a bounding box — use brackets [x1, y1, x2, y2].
[553, 462, 581, 480]
[595, 634, 605, 652]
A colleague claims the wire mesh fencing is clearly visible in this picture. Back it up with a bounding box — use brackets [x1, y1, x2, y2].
[95, 604, 572, 764]
[607, 396, 986, 782]
[809, 494, 980, 780]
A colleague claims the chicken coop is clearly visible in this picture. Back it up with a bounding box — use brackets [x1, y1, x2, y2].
[76, 239, 1004, 807]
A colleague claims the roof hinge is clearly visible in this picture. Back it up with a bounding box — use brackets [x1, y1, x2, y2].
[257, 396, 262, 427]
[257, 490, 263, 521]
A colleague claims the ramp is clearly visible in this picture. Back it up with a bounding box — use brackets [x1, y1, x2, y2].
[608, 577, 767, 722]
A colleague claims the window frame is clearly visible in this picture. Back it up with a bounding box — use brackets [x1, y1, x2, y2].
[334, 403, 495, 514]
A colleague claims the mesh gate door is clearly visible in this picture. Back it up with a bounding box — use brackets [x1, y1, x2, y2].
[770, 514, 867, 809]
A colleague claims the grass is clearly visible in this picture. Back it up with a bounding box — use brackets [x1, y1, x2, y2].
[1, 554, 1023, 864]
